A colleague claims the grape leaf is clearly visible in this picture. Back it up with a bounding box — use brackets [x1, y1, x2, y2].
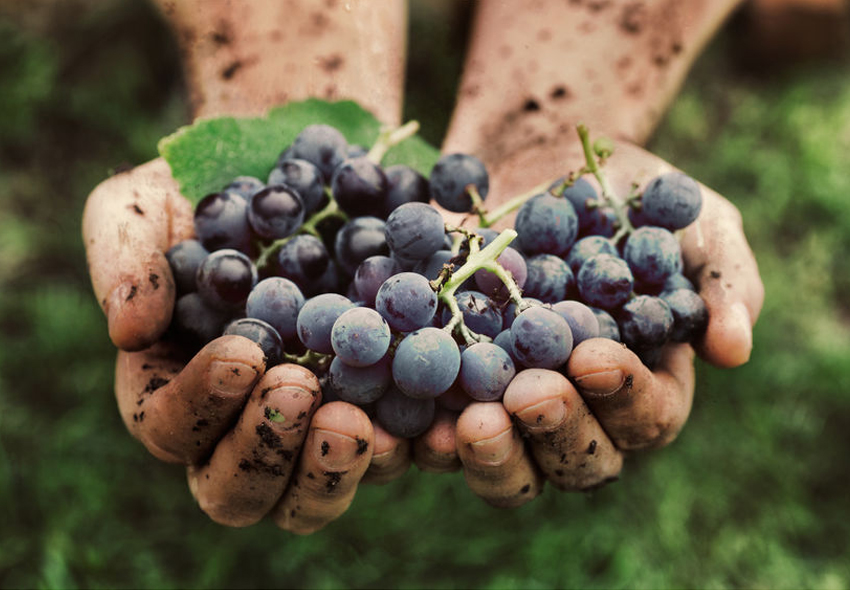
[157, 99, 441, 204]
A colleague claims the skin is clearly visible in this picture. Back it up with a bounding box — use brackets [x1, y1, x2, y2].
[83, 0, 764, 528]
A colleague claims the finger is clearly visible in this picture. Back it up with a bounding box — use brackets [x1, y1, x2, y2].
[82, 158, 194, 351]
[680, 190, 764, 368]
[270, 402, 374, 535]
[503, 369, 623, 491]
[187, 364, 321, 527]
[567, 338, 695, 451]
[456, 402, 544, 508]
[413, 408, 461, 474]
[115, 335, 265, 464]
[362, 423, 412, 485]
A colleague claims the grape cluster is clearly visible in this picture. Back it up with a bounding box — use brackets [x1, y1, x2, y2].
[165, 122, 708, 440]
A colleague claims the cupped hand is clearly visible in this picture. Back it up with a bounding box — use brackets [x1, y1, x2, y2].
[411, 140, 764, 506]
[83, 159, 389, 533]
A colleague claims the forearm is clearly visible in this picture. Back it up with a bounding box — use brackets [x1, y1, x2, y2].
[444, 0, 742, 165]
[153, 0, 406, 124]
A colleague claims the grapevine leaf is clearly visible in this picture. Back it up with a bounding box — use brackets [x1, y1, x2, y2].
[158, 99, 440, 204]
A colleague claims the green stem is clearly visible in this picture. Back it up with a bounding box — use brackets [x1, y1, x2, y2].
[367, 120, 421, 164]
[479, 179, 551, 227]
[480, 260, 525, 307]
[282, 349, 332, 371]
[576, 124, 634, 242]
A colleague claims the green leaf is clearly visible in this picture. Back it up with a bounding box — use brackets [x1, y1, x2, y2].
[157, 99, 441, 204]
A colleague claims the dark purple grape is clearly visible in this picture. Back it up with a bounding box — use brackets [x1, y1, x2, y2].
[247, 185, 305, 241]
[196, 249, 258, 311]
[623, 226, 683, 287]
[334, 217, 389, 275]
[267, 158, 325, 214]
[514, 193, 579, 257]
[591, 307, 621, 342]
[223, 318, 283, 365]
[392, 327, 461, 399]
[640, 172, 702, 230]
[375, 385, 435, 439]
[173, 292, 231, 347]
[441, 290, 503, 339]
[223, 176, 265, 199]
[510, 306, 572, 369]
[385, 202, 446, 261]
[493, 329, 521, 365]
[660, 288, 708, 343]
[429, 153, 489, 213]
[245, 277, 304, 341]
[616, 295, 673, 353]
[331, 307, 392, 367]
[566, 235, 618, 274]
[459, 342, 516, 402]
[289, 124, 349, 183]
[384, 164, 430, 216]
[502, 298, 544, 330]
[414, 250, 456, 281]
[327, 355, 391, 405]
[166, 239, 209, 295]
[522, 254, 574, 303]
[193, 191, 253, 254]
[577, 254, 634, 310]
[276, 234, 330, 294]
[353, 255, 399, 307]
[551, 300, 600, 345]
[296, 293, 355, 354]
[581, 205, 619, 238]
[331, 156, 388, 218]
[375, 272, 438, 332]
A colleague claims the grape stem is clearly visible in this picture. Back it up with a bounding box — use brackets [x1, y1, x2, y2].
[367, 120, 421, 164]
[477, 179, 551, 228]
[576, 124, 634, 242]
[438, 228, 518, 344]
[281, 349, 331, 372]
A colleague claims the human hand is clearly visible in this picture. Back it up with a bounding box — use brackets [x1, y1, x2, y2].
[83, 159, 400, 533]
[428, 140, 764, 506]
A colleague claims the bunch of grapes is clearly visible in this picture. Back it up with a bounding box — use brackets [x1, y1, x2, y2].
[164, 122, 708, 440]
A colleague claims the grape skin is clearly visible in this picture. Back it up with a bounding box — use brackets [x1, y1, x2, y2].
[565, 235, 618, 274]
[385, 202, 446, 261]
[616, 295, 674, 352]
[245, 277, 304, 341]
[392, 327, 461, 399]
[375, 385, 436, 439]
[166, 239, 209, 296]
[551, 300, 600, 346]
[277, 234, 330, 295]
[375, 272, 438, 333]
[441, 290, 503, 339]
[510, 306, 573, 370]
[331, 156, 389, 218]
[247, 185, 305, 241]
[514, 193, 579, 257]
[623, 226, 683, 287]
[223, 318, 283, 366]
[268, 158, 325, 214]
[327, 355, 392, 405]
[383, 164, 430, 217]
[290, 124, 348, 183]
[522, 254, 574, 303]
[577, 254, 634, 310]
[353, 255, 399, 307]
[429, 153, 489, 213]
[193, 191, 254, 254]
[334, 216, 390, 276]
[459, 342, 516, 402]
[473, 247, 527, 301]
[661, 288, 708, 343]
[331, 307, 392, 367]
[296, 293, 354, 354]
[196, 249, 258, 311]
[640, 172, 702, 230]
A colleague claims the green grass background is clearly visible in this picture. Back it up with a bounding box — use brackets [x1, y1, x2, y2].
[1, 1, 849, 588]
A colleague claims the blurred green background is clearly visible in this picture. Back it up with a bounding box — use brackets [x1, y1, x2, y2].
[1, 1, 850, 588]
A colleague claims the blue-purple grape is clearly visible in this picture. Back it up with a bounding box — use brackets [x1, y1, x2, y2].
[429, 153, 489, 213]
[223, 176, 264, 200]
[296, 293, 354, 354]
[334, 216, 389, 276]
[474, 247, 527, 301]
[510, 306, 573, 369]
[384, 164, 430, 216]
[514, 193, 579, 257]
[551, 300, 600, 346]
[247, 185, 305, 241]
[196, 249, 258, 311]
[331, 307, 391, 367]
[267, 158, 325, 214]
[289, 124, 348, 183]
[193, 191, 253, 254]
[577, 254, 634, 310]
[375, 385, 435, 438]
[441, 290, 503, 338]
[616, 295, 673, 353]
[223, 318, 283, 365]
[566, 235, 618, 274]
[173, 292, 231, 346]
[375, 272, 438, 332]
[523, 254, 574, 303]
[385, 202, 446, 261]
[166, 239, 208, 295]
[331, 156, 388, 218]
[392, 327, 461, 399]
[353, 255, 399, 307]
[660, 288, 708, 343]
[623, 226, 683, 287]
[245, 277, 304, 341]
[327, 354, 391, 405]
[459, 342, 516, 402]
[276, 234, 330, 295]
[591, 307, 621, 342]
[640, 172, 702, 230]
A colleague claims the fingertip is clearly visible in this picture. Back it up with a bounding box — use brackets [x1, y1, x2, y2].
[699, 300, 753, 368]
[502, 369, 571, 431]
[308, 402, 375, 471]
[567, 339, 640, 398]
[456, 403, 515, 467]
[414, 409, 460, 474]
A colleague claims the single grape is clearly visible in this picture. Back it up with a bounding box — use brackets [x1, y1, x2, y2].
[662, 273, 696, 293]
[334, 216, 389, 276]
[247, 185, 305, 241]
[623, 226, 683, 287]
[392, 327, 461, 399]
[581, 205, 618, 238]
[289, 124, 349, 182]
[640, 172, 702, 230]
[375, 385, 435, 439]
[577, 254, 634, 310]
[375, 272, 438, 332]
[385, 202, 446, 261]
[459, 342, 516, 402]
[566, 235, 618, 274]
[514, 193, 579, 257]
[223, 176, 265, 200]
[552, 177, 599, 232]
[591, 307, 621, 342]
[383, 164, 430, 216]
[296, 293, 354, 354]
[522, 254, 574, 303]
[353, 255, 399, 307]
[493, 329, 522, 365]
[267, 158, 325, 214]
[660, 288, 708, 343]
[327, 354, 392, 405]
[193, 191, 253, 254]
[510, 306, 573, 369]
[441, 290, 503, 339]
[551, 300, 600, 346]
[331, 156, 388, 218]
[331, 307, 392, 367]
[502, 298, 544, 330]
[245, 277, 304, 341]
[173, 292, 231, 347]
[616, 295, 673, 353]
[277, 234, 330, 294]
[166, 239, 209, 295]
[223, 318, 283, 366]
[429, 153, 489, 213]
[474, 247, 527, 301]
[196, 249, 258, 311]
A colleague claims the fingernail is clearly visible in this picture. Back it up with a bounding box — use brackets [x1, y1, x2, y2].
[515, 398, 567, 430]
[469, 428, 514, 466]
[209, 360, 258, 397]
[574, 369, 625, 397]
[263, 386, 314, 432]
[314, 429, 361, 470]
